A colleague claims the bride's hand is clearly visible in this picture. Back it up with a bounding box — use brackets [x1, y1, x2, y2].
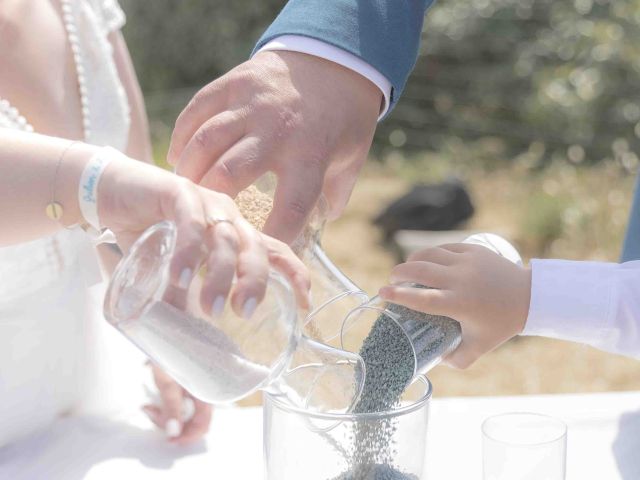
[143, 364, 213, 445]
[97, 154, 310, 317]
[94, 156, 310, 445]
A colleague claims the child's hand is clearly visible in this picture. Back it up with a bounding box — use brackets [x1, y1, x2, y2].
[379, 243, 532, 369]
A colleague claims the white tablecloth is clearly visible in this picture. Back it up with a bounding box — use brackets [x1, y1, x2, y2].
[2, 387, 640, 479]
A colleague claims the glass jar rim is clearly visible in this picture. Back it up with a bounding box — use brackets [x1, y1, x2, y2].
[481, 412, 568, 447]
[305, 289, 369, 323]
[264, 375, 432, 421]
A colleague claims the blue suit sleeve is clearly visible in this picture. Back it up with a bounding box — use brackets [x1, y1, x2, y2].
[622, 175, 640, 261]
[253, 0, 432, 115]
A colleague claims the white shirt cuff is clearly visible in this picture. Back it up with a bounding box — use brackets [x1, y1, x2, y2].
[256, 35, 391, 120]
[523, 259, 616, 344]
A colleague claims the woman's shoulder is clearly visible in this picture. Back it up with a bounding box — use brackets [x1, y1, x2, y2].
[85, 0, 126, 33]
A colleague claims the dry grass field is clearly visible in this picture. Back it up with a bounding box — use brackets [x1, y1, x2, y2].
[319, 155, 640, 400]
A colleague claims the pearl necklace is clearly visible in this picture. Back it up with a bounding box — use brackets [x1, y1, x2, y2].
[0, 0, 90, 139]
[60, 0, 91, 140]
[0, 99, 33, 132]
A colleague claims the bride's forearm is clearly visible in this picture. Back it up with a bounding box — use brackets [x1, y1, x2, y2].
[0, 129, 311, 314]
[0, 129, 100, 246]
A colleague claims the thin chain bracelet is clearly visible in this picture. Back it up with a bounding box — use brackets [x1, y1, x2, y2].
[45, 140, 82, 227]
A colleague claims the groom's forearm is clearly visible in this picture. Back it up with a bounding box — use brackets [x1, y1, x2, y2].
[254, 0, 432, 117]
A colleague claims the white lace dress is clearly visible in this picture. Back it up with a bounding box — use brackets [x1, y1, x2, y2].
[0, 0, 137, 447]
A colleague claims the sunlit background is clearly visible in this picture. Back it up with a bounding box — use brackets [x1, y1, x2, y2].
[120, 0, 640, 401]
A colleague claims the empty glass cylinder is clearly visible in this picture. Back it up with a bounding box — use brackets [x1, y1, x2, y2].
[482, 412, 567, 480]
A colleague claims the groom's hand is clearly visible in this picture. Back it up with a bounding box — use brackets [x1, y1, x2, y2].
[168, 51, 381, 244]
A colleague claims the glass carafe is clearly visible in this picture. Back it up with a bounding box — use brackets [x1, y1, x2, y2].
[340, 233, 523, 382]
[298, 224, 370, 346]
[235, 176, 369, 345]
[104, 221, 365, 414]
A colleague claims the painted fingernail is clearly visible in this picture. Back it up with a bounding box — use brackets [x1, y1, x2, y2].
[178, 268, 192, 289]
[211, 295, 225, 318]
[242, 297, 258, 319]
[165, 418, 181, 438]
[182, 397, 196, 422]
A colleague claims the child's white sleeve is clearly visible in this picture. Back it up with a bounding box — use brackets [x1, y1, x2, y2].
[522, 259, 640, 359]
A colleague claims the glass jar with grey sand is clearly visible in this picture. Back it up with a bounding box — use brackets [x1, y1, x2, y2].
[104, 221, 366, 414]
[341, 233, 523, 412]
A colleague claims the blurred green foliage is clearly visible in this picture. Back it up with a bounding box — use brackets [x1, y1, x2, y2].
[120, 0, 283, 91]
[521, 192, 568, 254]
[382, 0, 640, 165]
[121, 0, 640, 166]
[119, 0, 284, 146]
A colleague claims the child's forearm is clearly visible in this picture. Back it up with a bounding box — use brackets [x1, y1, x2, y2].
[524, 259, 640, 359]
